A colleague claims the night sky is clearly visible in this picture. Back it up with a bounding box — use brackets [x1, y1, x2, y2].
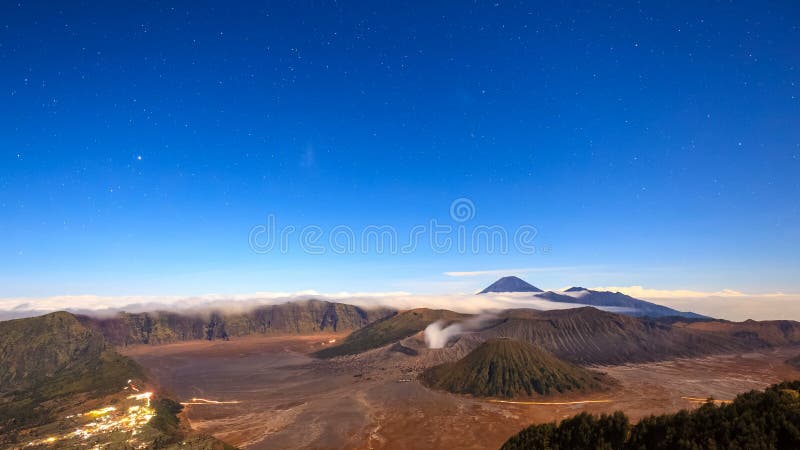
[1, 1, 798, 298]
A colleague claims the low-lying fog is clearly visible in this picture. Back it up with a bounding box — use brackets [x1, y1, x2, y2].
[2, 289, 798, 321]
[0, 290, 633, 321]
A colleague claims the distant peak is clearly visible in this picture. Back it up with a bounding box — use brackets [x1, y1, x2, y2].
[564, 286, 587, 292]
[479, 276, 543, 294]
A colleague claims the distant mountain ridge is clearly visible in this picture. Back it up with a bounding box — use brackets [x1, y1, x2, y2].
[564, 286, 587, 292]
[81, 299, 395, 346]
[479, 307, 739, 364]
[315, 301, 800, 367]
[478, 277, 708, 319]
[538, 288, 709, 319]
[478, 276, 543, 293]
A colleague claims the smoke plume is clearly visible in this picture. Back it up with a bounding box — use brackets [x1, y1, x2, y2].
[424, 313, 497, 349]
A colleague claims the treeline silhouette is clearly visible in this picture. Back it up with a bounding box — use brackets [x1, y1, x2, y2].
[502, 380, 800, 449]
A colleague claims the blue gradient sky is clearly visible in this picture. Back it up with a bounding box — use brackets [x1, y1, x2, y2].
[1, 1, 798, 298]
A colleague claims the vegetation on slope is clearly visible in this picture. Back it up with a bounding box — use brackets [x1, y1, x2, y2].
[421, 338, 607, 398]
[502, 381, 800, 450]
[313, 308, 466, 358]
[0, 312, 234, 449]
[0, 311, 123, 388]
[0, 312, 145, 434]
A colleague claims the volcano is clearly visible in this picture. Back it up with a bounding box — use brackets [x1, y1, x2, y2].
[420, 338, 608, 398]
[478, 276, 543, 294]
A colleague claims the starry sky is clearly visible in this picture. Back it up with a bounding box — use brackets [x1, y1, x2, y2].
[1, 1, 799, 300]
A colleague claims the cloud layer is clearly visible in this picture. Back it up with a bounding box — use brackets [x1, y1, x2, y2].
[0, 290, 631, 321]
[590, 285, 786, 299]
[590, 285, 797, 321]
[0, 287, 797, 322]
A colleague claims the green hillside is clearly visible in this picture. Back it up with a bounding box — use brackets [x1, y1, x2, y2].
[314, 308, 466, 358]
[502, 381, 800, 450]
[421, 338, 608, 398]
[0, 312, 234, 449]
[0, 312, 145, 393]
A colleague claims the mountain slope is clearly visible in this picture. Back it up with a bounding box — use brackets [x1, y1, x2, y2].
[476, 307, 752, 365]
[82, 300, 395, 346]
[477, 277, 708, 319]
[313, 305, 800, 366]
[314, 308, 466, 358]
[421, 338, 608, 398]
[479, 276, 543, 293]
[0, 312, 233, 449]
[0, 312, 145, 406]
[537, 288, 708, 319]
[1, 311, 115, 390]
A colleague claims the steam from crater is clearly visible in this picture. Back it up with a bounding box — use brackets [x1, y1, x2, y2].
[424, 313, 497, 349]
[424, 321, 462, 349]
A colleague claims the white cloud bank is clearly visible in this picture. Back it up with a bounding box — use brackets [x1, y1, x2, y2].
[0, 286, 797, 322]
[590, 285, 785, 299]
[0, 290, 631, 321]
[591, 285, 798, 321]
